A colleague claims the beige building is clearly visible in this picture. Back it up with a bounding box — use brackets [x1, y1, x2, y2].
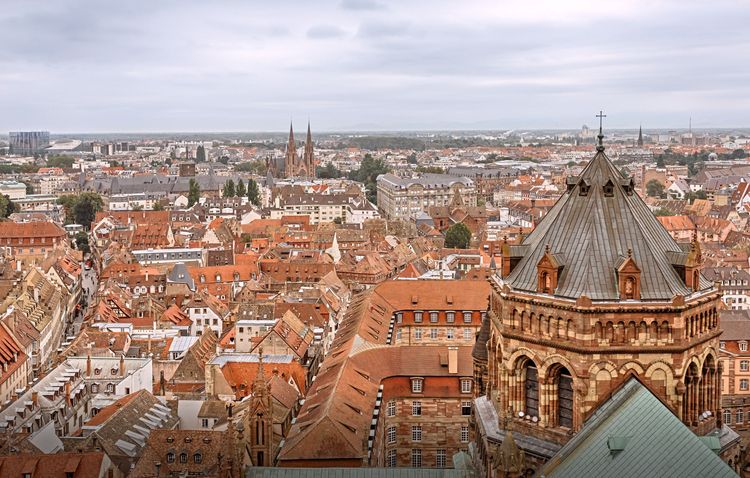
[720, 311, 750, 436]
[376, 173, 476, 220]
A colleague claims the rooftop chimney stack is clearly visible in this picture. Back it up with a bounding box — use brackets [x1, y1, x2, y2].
[448, 346, 458, 374]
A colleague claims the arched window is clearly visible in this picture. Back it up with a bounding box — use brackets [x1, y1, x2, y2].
[556, 367, 574, 428]
[519, 358, 539, 418]
[194, 453, 202, 464]
[594, 322, 602, 340]
[724, 409, 732, 425]
[624, 277, 635, 299]
[233, 272, 240, 281]
[541, 272, 550, 293]
[255, 414, 265, 445]
[166, 452, 175, 463]
[179, 453, 188, 464]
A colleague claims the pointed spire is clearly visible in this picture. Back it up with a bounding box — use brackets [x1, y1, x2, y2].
[286, 122, 297, 178]
[637, 124, 644, 147]
[304, 120, 315, 178]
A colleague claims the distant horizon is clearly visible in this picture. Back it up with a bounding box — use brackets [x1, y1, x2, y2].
[4, 125, 750, 139]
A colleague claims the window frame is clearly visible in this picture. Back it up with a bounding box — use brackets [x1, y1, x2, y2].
[412, 400, 422, 416]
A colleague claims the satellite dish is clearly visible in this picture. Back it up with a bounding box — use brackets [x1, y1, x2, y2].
[518, 411, 524, 418]
[531, 416, 538, 423]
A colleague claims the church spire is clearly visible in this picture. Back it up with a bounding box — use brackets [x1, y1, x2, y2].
[304, 120, 315, 178]
[637, 124, 644, 147]
[286, 122, 297, 178]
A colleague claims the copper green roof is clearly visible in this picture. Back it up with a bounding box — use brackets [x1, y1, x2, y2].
[542, 377, 736, 478]
[505, 148, 710, 300]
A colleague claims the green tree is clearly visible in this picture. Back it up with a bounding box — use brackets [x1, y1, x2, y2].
[655, 156, 666, 168]
[236, 179, 246, 197]
[316, 163, 342, 179]
[646, 179, 665, 198]
[444, 223, 471, 249]
[74, 231, 90, 254]
[415, 166, 444, 174]
[46, 155, 74, 169]
[188, 178, 201, 207]
[131, 204, 143, 211]
[152, 201, 165, 211]
[223, 179, 236, 198]
[247, 179, 260, 206]
[196, 145, 206, 162]
[406, 153, 417, 164]
[653, 208, 673, 217]
[72, 193, 104, 228]
[0, 194, 15, 218]
[348, 154, 390, 203]
[235, 160, 268, 174]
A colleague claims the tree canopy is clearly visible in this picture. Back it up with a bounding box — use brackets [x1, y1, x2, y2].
[444, 223, 471, 249]
[236, 179, 246, 197]
[348, 154, 390, 203]
[223, 180, 236, 198]
[646, 179, 665, 198]
[188, 178, 201, 207]
[235, 160, 267, 174]
[247, 179, 260, 206]
[58, 193, 104, 228]
[0, 194, 15, 218]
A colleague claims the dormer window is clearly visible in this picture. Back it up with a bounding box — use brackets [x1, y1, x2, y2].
[741, 342, 748, 352]
[200, 275, 206, 283]
[579, 180, 590, 197]
[603, 180, 615, 197]
[537, 247, 562, 295]
[411, 378, 424, 393]
[617, 251, 641, 300]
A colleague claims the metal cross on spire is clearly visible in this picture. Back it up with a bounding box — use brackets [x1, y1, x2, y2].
[596, 110, 607, 152]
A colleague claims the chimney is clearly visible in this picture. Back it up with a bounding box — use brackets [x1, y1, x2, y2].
[31, 391, 38, 406]
[86, 354, 92, 377]
[65, 380, 72, 405]
[159, 370, 166, 396]
[448, 346, 458, 374]
[120, 354, 125, 377]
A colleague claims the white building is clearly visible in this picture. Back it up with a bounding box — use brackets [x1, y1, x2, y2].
[376, 173, 476, 220]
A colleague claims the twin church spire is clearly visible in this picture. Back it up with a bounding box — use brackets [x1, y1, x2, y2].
[282, 121, 315, 179]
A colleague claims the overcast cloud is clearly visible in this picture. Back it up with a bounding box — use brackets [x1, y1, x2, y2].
[1, 0, 748, 132]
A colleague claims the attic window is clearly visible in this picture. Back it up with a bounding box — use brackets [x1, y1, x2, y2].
[411, 296, 419, 305]
[603, 180, 615, 197]
[579, 180, 590, 196]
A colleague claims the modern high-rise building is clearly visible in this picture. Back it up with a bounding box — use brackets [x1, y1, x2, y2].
[9, 131, 50, 155]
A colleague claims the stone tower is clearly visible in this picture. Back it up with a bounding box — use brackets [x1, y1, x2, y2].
[303, 121, 315, 178]
[246, 349, 274, 467]
[285, 122, 297, 178]
[473, 128, 723, 472]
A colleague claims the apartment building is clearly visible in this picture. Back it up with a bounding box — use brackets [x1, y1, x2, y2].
[376, 173, 476, 220]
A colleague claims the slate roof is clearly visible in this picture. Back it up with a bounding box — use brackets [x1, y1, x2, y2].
[505, 148, 711, 300]
[542, 377, 736, 478]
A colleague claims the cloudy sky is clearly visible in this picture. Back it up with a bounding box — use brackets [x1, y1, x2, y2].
[1, 0, 748, 132]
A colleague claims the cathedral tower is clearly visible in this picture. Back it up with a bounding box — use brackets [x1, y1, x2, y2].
[474, 122, 723, 473]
